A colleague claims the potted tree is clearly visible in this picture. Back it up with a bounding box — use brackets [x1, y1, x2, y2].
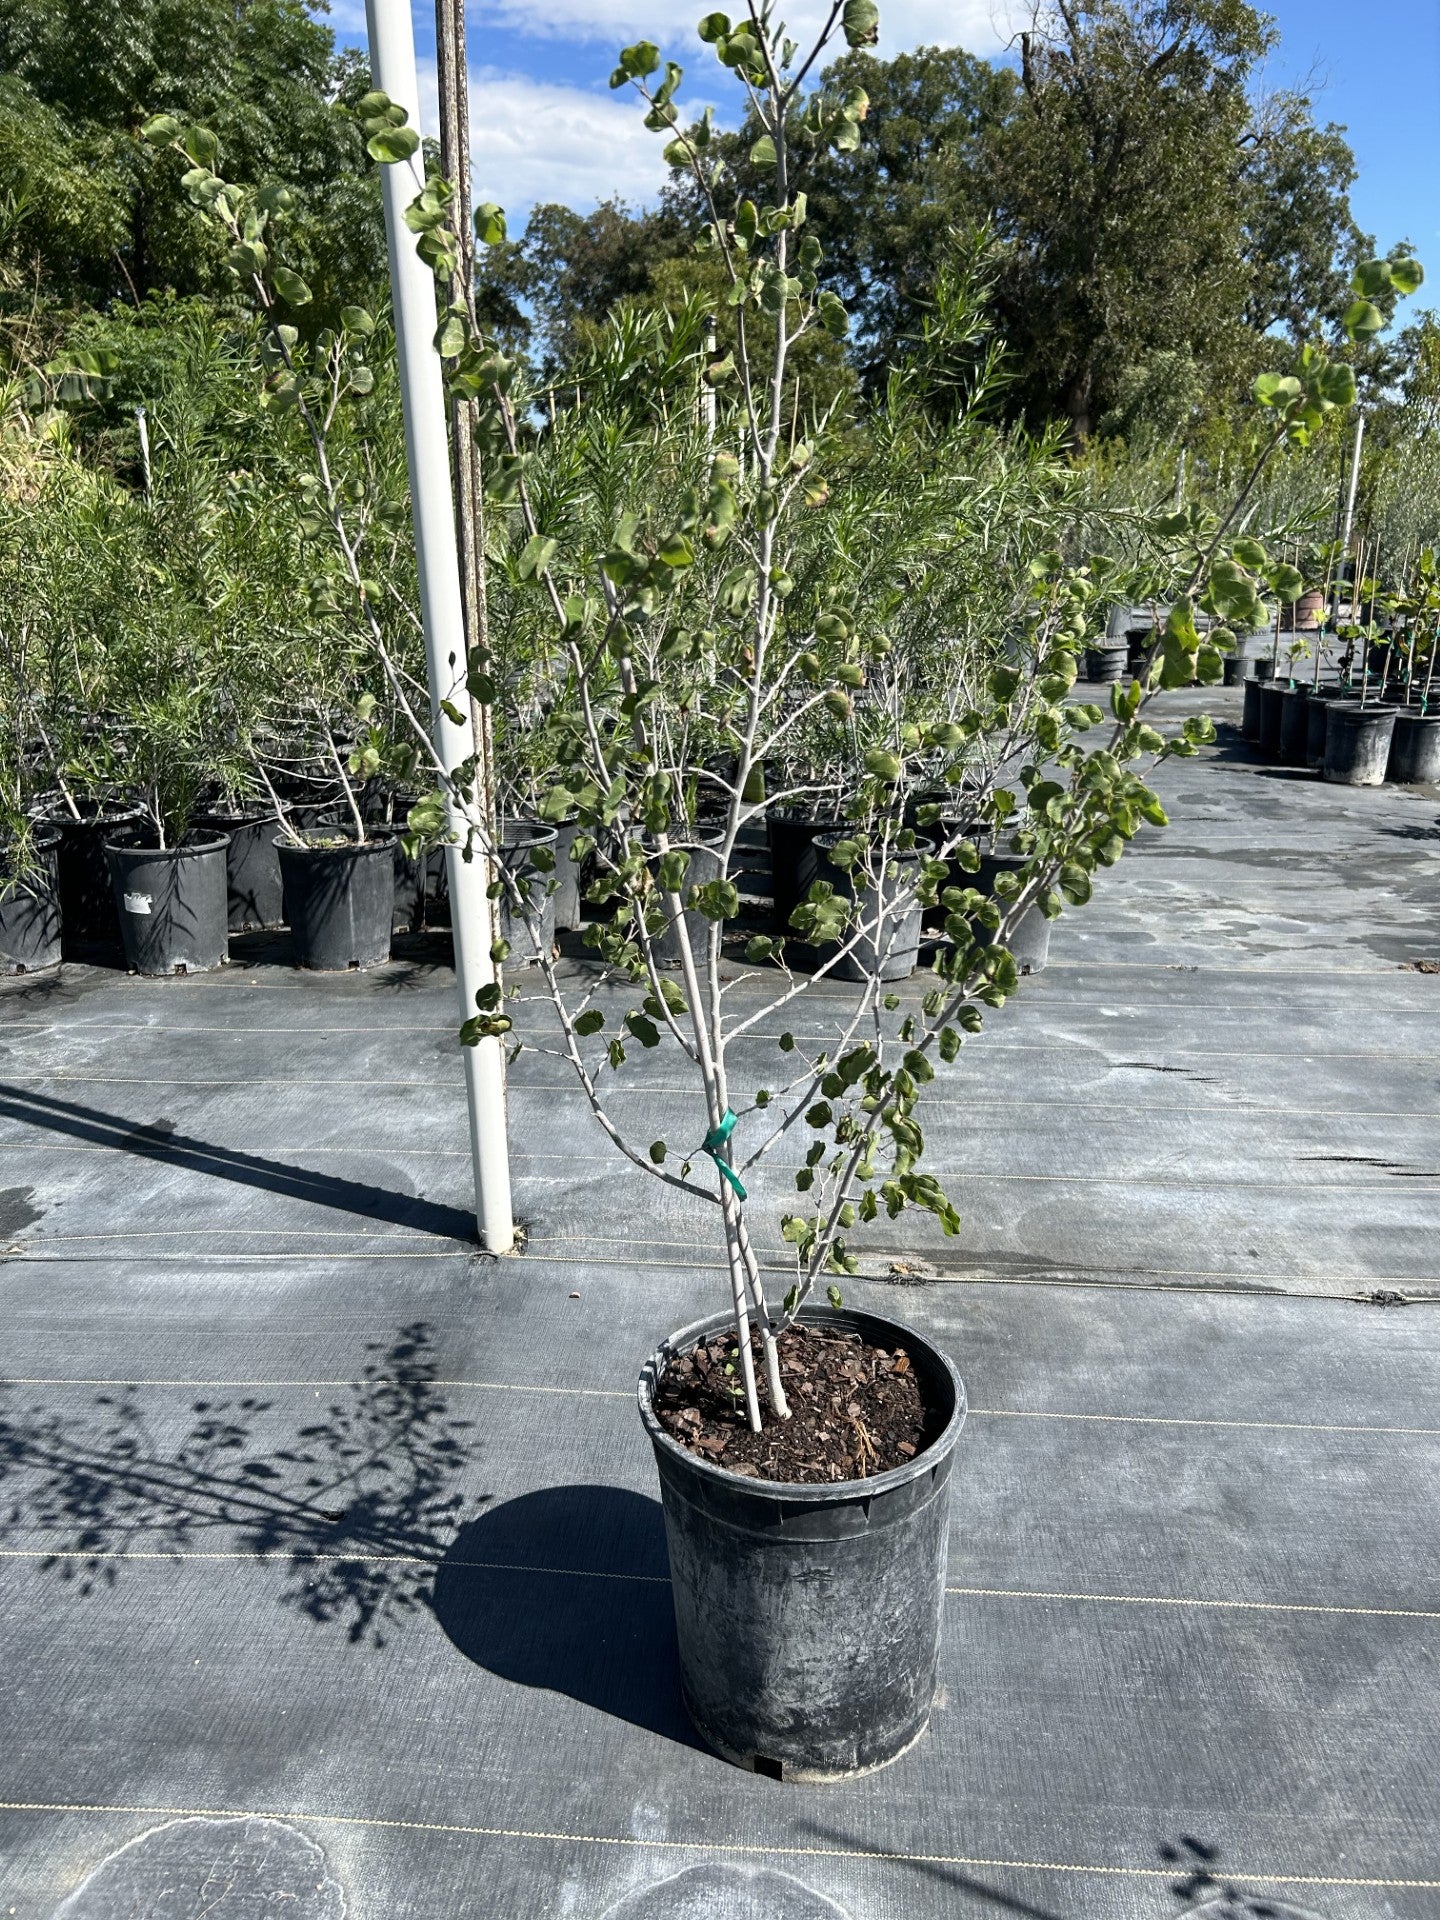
[0, 726, 61, 975]
[102, 664, 235, 977]
[1384, 554, 1440, 782]
[0, 508, 142, 956]
[148, 25, 1399, 1776]
[273, 701, 396, 970]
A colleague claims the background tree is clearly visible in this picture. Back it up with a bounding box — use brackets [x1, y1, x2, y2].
[476, 198, 691, 373]
[663, 45, 1014, 377]
[0, 0, 382, 323]
[989, 0, 1268, 442]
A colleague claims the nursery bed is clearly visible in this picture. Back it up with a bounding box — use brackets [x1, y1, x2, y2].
[1, 685, 1438, 1920]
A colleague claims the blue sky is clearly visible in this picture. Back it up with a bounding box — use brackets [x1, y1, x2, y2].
[328, 0, 1438, 278]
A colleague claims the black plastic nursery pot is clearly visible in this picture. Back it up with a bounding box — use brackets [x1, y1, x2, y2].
[195, 802, 336, 932]
[1276, 685, 1310, 765]
[277, 831, 395, 970]
[105, 832, 231, 976]
[197, 804, 284, 931]
[49, 803, 143, 957]
[1221, 653, 1246, 686]
[0, 827, 62, 974]
[652, 838, 725, 972]
[1323, 703, 1397, 787]
[550, 818, 587, 933]
[497, 818, 559, 964]
[815, 834, 923, 982]
[1388, 710, 1440, 785]
[1084, 645, 1126, 684]
[1257, 681, 1290, 756]
[1240, 677, 1266, 742]
[1304, 686, 1350, 772]
[766, 808, 845, 937]
[976, 849, 1051, 974]
[1250, 656, 1276, 682]
[393, 834, 424, 933]
[639, 1305, 966, 1781]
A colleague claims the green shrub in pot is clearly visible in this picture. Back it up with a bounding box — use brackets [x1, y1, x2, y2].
[145, 31, 1411, 1772]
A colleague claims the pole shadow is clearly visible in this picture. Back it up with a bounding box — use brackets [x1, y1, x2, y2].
[0, 1080, 476, 1240]
[432, 1483, 704, 1752]
[795, 1816, 1064, 1920]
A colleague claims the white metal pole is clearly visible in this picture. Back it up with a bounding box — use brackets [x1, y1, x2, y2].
[135, 405, 152, 500]
[1340, 410, 1365, 616]
[365, 0, 515, 1253]
[702, 313, 717, 442]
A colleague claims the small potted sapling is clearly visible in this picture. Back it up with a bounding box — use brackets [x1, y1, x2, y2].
[102, 682, 234, 977]
[414, 12, 1374, 1778]
[1387, 554, 1440, 782]
[0, 595, 141, 957]
[270, 697, 397, 971]
[147, 17, 1395, 1777]
[0, 747, 61, 976]
[0, 620, 61, 972]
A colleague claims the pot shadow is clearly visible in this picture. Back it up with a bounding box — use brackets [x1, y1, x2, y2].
[432, 1483, 703, 1752]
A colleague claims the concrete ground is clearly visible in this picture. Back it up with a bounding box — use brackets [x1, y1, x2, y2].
[1, 686, 1438, 1920]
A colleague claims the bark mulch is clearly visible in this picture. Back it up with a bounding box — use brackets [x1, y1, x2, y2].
[653, 1322, 927, 1484]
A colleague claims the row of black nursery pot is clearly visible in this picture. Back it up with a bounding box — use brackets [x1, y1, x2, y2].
[0, 802, 576, 979]
[764, 806, 1051, 980]
[1240, 677, 1440, 787]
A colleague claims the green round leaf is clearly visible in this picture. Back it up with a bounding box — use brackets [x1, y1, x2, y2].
[1343, 299, 1385, 342]
[272, 265, 312, 306]
[841, 0, 880, 47]
[475, 202, 507, 245]
[1390, 256, 1425, 296]
[367, 125, 420, 164]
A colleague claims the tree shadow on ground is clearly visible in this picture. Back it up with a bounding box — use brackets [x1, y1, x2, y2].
[1161, 1836, 1325, 1919]
[0, 1081, 476, 1240]
[1376, 820, 1440, 840]
[0, 1323, 478, 1645]
[788, 1829, 1327, 1920]
[432, 1483, 704, 1752]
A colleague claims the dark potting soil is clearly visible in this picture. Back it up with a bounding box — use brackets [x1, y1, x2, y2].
[654, 1323, 926, 1483]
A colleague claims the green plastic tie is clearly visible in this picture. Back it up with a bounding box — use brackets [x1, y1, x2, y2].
[702, 1107, 747, 1200]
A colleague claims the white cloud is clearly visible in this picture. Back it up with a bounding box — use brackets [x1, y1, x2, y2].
[470, 0, 1022, 57]
[411, 63, 680, 220]
[468, 69, 675, 214]
[401, 0, 1031, 227]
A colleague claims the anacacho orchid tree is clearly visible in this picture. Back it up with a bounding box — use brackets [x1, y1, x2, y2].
[143, 1, 1407, 1435]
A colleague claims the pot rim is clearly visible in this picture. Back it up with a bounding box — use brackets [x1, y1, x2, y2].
[104, 830, 232, 859]
[3, 824, 61, 855]
[813, 829, 924, 863]
[638, 1302, 966, 1503]
[197, 800, 281, 826]
[273, 828, 397, 855]
[765, 804, 850, 827]
[44, 802, 143, 828]
[499, 816, 561, 850]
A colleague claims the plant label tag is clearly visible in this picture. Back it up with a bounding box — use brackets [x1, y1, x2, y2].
[123, 892, 153, 915]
